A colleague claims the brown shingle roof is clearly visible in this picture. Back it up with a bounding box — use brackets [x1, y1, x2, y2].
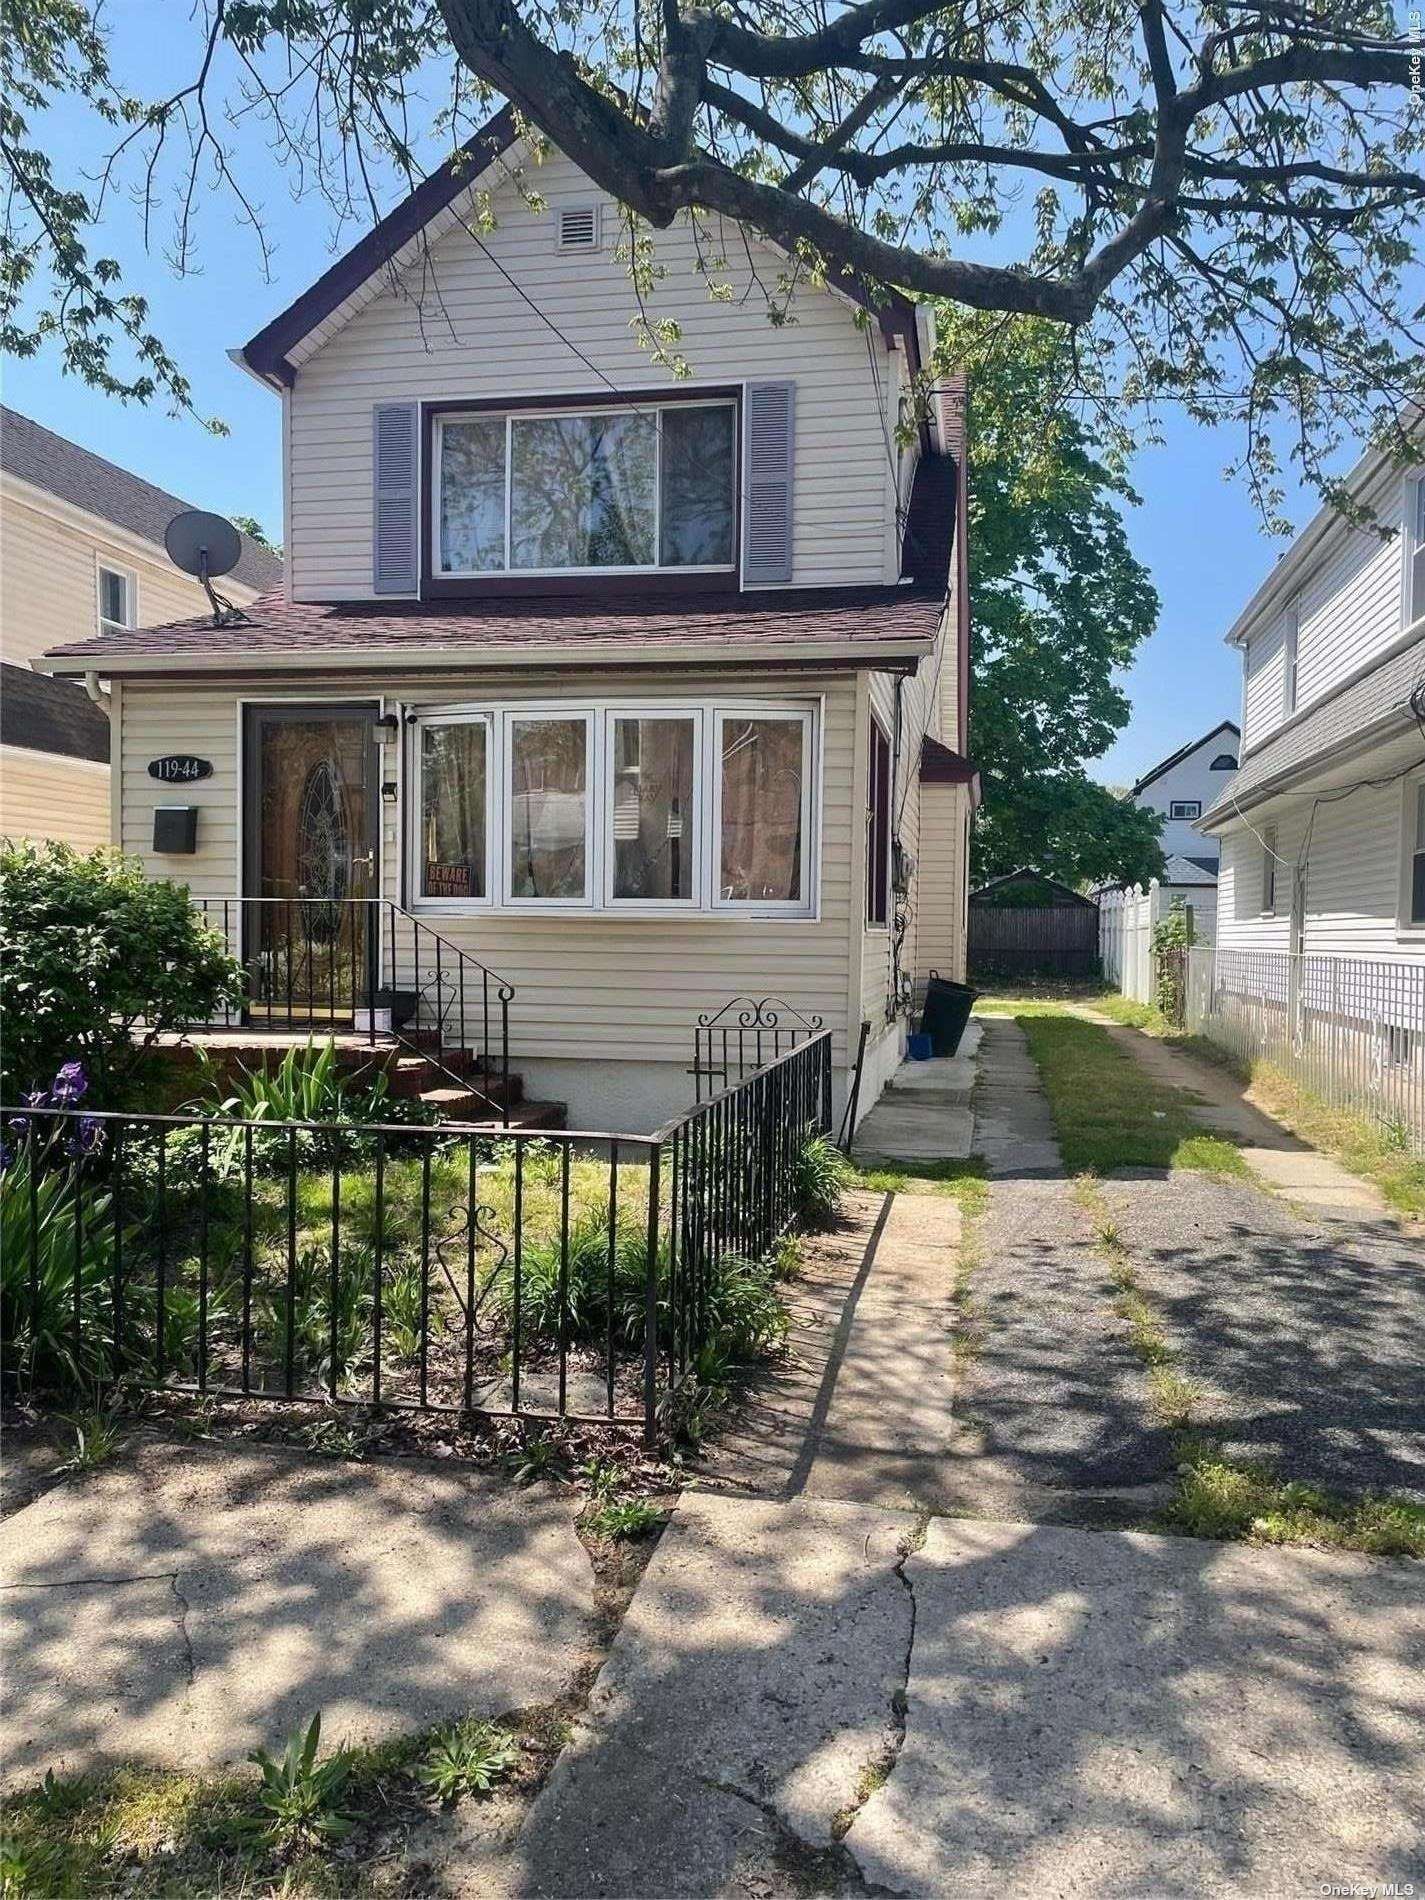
[43, 581, 944, 672]
[1, 662, 110, 762]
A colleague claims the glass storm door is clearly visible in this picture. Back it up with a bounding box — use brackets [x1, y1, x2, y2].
[242, 705, 380, 1024]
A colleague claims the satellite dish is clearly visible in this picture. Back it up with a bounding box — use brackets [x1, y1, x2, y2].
[164, 511, 248, 628]
[165, 510, 242, 581]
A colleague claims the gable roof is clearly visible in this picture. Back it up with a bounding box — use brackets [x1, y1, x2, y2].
[1, 662, 110, 763]
[0, 408, 281, 595]
[969, 869, 1095, 908]
[238, 107, 922, 388]
[1129, 720, 1240, 798]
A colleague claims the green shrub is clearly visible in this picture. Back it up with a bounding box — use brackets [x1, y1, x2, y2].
[0, 1141, 119, 1393]
[0, 843, 242, 1104]
[793, 1133, 852, 1227]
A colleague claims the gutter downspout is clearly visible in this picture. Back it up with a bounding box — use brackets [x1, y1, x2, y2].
[84, 671, 111, 715]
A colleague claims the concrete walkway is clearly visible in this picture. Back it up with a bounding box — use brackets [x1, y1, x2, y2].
[0, 1440, 593, 1786]
[850, 1022, 979, 1164]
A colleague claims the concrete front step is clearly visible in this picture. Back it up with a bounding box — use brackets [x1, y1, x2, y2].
[852, 1100, 976, 1165]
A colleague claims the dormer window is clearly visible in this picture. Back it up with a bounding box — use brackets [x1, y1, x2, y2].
[434, 398, 737, 579]
[557, 204, 600, 252]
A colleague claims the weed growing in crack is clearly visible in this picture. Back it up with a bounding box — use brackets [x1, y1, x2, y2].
[415, 1720, 519, 1806]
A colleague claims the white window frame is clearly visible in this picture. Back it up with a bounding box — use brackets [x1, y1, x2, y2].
[413, 710, 496, 911]
[601, 707, 704, 912]
[406, 696, 821, 920]
[1261, 823, 1278, 917]
[1282, 597, 1300, 715]
[503, 707, 598, 911]
[433, 399, 739, 582]
[1169, 799, 1202, 820]
[1408, 474, 1425, 631]
[1398, 772, 1425, 938]
[711, 705, 818, 918]
[96, 557, 137, 636]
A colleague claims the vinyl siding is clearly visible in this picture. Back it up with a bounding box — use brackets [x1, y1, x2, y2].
[916, 782, 968, 984]
[1216, 757, 1424, 962]
[1133, 731, 1237, 861]
[285, 150, 900, 600]
[0, 481, 262, 667]
[0, 746, 110, 850]
[118, 669, 865, 1069]
[1239, 470, 1412, 754]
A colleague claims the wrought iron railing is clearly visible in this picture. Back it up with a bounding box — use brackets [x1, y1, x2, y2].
[188, 897, 514, 1123]
[1, 1033, 833, 1443]
[691, 995, 826, 1101]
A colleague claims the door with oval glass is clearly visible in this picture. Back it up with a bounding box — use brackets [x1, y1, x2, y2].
[242, 704, 380, 1025]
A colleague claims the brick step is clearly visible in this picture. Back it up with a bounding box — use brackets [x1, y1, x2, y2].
[385, 1054, 525, 1107]
[415, 1088, 566, 1131]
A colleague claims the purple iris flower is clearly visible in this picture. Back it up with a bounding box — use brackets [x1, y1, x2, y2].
[51, 1061, 88, 1105]
[66, 1115, 104, 1160]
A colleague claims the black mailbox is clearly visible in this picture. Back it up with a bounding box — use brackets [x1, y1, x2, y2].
[153, 806, 198, 854]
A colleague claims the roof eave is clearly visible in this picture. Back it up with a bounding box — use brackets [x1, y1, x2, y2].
[41, 633, 937, 678]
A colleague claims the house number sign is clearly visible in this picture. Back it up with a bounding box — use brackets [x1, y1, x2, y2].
[148, 755, 213, 784]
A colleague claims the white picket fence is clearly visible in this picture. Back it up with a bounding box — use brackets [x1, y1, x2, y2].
[1099, 880, 1217, 1005]
[1099, 883, 1165, 1003]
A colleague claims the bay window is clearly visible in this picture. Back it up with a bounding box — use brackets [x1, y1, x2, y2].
[715, 712, 811, 909]
[411, 700, 817, 915]
[508, 716, 591, 902]
[607, 714, 698, 904]
[434, 399, 736, 578]
[419, 717, 489, 899]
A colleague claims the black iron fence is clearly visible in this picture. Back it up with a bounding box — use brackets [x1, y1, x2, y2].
[692, 995, 826, 1101]
[188, 896, 514, 1120]
[1, 1033, 832, 1444]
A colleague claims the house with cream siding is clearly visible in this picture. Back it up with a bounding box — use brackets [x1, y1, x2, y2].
[0, 409, 279, 850]
[40, 113, 976, 1134]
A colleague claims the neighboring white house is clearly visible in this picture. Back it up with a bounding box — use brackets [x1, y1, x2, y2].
[1128, 719, 1239, 870]
[1200, 420, 1423, 961]
[1191, 415, 1425, 1146]
[0, 409, 279, 849]
[40, 114, 977, 1133]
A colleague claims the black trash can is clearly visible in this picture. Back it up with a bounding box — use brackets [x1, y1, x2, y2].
[919, 971, 977, 1057]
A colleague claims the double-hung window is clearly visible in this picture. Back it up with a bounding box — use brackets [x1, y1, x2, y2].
[1409, 477, 1425, 629]
[866, 718, 891, 926]
[97, 563, 135, 635]
[1261, 824, 1278, 916]
[435, 399, 738, 578]
[1406, 780, 1425, 929]
[413, 700, 817, 916]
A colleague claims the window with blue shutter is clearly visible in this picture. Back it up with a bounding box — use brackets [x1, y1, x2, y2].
[742, 381, 795, 586]
[373, 402, 419, 594]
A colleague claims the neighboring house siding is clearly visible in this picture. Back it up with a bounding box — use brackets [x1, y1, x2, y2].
[117, 669, 865, 1080]
[0, 482, 261, 666]
[286, 150, 901, 601]
[1216, 771, 1421, 962]
[0, 747, 109, 850]
[1239, 469, 1412, 754]
[1133, 734, 1237, 863]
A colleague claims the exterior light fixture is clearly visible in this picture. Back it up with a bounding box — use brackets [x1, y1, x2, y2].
[372, 712, 400, 747]
[382, 780, 399, 805]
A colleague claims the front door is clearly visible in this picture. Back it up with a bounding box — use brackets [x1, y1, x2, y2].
[242, 704, 380, 1024]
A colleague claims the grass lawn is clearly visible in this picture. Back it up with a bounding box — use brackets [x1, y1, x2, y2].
[1009, 1007, 1247, 1176]
[848, 1156, 990, 1216]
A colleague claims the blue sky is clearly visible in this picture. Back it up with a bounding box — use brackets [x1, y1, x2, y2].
[4, 19, 1346, 786]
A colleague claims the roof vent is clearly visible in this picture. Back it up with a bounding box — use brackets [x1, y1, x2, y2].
[557, 204, 600, 253]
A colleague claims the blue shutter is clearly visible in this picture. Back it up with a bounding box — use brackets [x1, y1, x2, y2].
[742, 381, 795, 586]
[373, 403, 419, 594]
